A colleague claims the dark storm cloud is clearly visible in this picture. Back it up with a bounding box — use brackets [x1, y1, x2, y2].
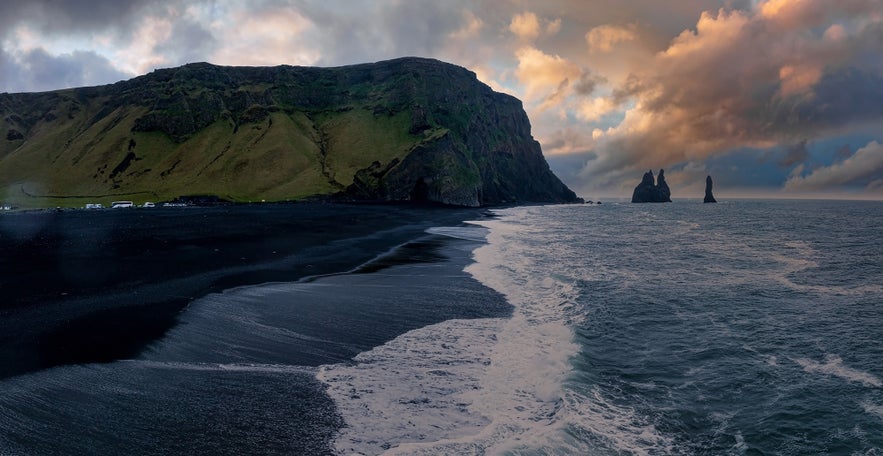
[2, 48, 130, 92]
[0, 0, 194, 91]
[792, 66, 883, 131]
[0, 0, 176, 34]
[291, 0, 468, 66]
[779, 140, 809, 167]
[573, 72, 605, 96]
[0, 48, 13, 92]
[381, 1, 464, 56]
[154, 19, 217, 66]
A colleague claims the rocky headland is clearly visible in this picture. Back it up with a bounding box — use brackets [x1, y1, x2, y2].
[0, 58, 580, 208]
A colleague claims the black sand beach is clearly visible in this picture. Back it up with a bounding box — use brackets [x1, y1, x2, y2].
[0, 204, 496, 379]
[0, 204, 512, 454]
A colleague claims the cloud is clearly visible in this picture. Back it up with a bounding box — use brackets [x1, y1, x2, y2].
[784, 140, 883, 193]
[110, 15, 175, 75]
[836, 144, 853, 159]
[546, 18, 562, 36]
[154, 17, 216, 68]
[514, 46, 582, 103]
[0, 0, 190, 88]
[779, 140, 810, 167]
[290, 0, 471, 67]
[759, 0, 883, 29]
[579, 1, 883, 191]
[512, 44, 610, 120]
[0, 48, 131, 92]
[211, 7, 319, 68]
[586, 24, 637, 52]
[0, 1, 167, 31]
[510, 12, 542, 41]
[449, 10, 484, 40]
[573, 72, 605, 96]
[541, 126, 598, 156]
[577, 97, 617, 122]
[509, 11, 562, 42]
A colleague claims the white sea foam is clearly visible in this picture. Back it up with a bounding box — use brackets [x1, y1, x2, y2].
[317, 318, 505, 455]
[426, 225, 490, 243]
[319, 207, 681, 455]
[318, 209, 589, 454]
[861, 401, 883, 421]
[556, 387, 676, 456]
[705, 236, 883, 297]
[126, 360, 317, 375]
[794, 354, 882, 387]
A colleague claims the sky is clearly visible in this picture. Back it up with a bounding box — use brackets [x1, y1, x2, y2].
[1, 0, 882, 200]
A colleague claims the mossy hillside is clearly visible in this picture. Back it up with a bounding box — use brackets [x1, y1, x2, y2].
[0, 58, 580, 207]
[1, 89, 422, 206]
[318, 108, 416, 187]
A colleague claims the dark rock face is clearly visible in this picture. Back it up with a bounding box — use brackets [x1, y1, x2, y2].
[704, 175, 717, 203]
[5, 129, 23, 141]
[336, 59, 581, 206]
[631, 169, 672, 203]
[120, 59, 581, 206]
[656, 169, 671, 202]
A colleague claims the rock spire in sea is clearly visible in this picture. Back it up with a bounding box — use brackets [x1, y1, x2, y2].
[704, 175, 717, 203]
[631, 169, 672, 203]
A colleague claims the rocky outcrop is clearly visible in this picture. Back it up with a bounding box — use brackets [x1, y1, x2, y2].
[704, 175, 717, 203]
[5, 129, 23, 141]
[0, 58, 580, 207]
[631, 169, 672, 203]
[335, 59, 580, 206]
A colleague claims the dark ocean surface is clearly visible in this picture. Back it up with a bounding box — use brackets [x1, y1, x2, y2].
[2, 200, 882, 454]
[322, 200, 883, 454]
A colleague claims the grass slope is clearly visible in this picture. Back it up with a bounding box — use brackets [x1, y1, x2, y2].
[1, 94, 421, 208]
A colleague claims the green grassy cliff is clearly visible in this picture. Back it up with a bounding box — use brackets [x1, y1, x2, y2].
[0, 57, 580, 208]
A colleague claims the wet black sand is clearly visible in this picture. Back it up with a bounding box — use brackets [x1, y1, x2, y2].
[0, 203, 486, 379]
[0, 204, 513, 455]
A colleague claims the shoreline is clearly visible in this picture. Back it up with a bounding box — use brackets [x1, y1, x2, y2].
[0, 211, 513, 455]
[0, 203, 487, 380]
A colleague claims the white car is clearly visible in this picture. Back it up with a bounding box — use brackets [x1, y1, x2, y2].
[111, 201, 134, 208]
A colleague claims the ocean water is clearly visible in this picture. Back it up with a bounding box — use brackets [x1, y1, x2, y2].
[2, 199, 882, 455]
[322, 199, 883, 454]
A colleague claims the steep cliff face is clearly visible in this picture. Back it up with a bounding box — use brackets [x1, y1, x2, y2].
[0, 57, 579, 207]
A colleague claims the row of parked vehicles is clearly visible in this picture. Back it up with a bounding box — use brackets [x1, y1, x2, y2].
[85, 201, 188, 209]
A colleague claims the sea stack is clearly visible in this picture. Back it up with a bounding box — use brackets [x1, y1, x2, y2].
[631, 169, 672, 203]
[657, 169, 672, 202]
[704, 175, 717, 203]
